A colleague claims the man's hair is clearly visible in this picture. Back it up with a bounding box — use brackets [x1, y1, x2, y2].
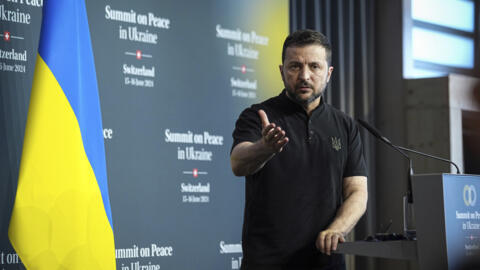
[281, 29, 332, 65]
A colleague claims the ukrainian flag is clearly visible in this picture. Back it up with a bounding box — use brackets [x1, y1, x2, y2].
[8, 0, 116, 269]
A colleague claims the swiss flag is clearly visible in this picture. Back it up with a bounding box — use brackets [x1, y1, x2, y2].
[241, 65, 247, 74]
[136, 50, 142, 59]
[193, 168, 198, 178]
[4, 31, 11, 42]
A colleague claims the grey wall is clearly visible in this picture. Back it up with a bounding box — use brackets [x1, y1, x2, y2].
[375, 0, 415, 269]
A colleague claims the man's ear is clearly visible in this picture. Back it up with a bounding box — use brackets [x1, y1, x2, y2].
[327, 66, 334, 82]
[279, 64, 285, 82]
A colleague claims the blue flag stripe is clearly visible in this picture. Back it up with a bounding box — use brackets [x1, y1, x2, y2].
[38, 0, 113, 227]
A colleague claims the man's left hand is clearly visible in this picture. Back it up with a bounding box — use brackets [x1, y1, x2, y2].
[316, 229, 345, 255]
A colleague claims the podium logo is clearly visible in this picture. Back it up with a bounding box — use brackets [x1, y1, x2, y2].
[463, 185, 477, 207]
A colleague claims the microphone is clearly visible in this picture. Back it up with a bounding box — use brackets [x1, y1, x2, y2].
[357, 119, 414, 203]
[356, 119, 393, 146]
[358, 119, 417, 239]
[356, 119, 461, 174]
[395, 146, 461, 174]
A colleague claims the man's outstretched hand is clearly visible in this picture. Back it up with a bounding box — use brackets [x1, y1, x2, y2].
[258, 109, 289, 153]
[230, 109, 289, 176]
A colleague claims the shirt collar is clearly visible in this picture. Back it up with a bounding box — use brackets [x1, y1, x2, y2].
[279, 89, 326, 117]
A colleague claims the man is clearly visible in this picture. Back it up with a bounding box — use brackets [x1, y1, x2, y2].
[230, 29, 368, 270]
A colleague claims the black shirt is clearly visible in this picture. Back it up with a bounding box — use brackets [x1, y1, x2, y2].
[232, 90, 367, 269]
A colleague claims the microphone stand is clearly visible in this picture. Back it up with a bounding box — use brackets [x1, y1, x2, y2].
[357, 119, 463, 239]
[396, 146, 461, 174]
[404, 159, 416, 239]
[357, 119, 416, 239]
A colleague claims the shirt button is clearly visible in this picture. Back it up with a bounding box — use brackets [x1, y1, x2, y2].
[310, 130, 314, 135]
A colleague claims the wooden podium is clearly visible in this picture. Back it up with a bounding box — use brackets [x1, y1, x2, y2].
[336, 174, 480, 270]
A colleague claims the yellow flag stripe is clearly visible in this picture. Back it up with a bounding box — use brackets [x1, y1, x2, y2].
[8, 55, 115, 269]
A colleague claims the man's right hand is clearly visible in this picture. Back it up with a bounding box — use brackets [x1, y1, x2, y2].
[258, 109, 289, 153]
[230, 109, 289, 176]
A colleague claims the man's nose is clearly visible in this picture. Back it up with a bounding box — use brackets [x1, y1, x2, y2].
[298, 66, 311, 80]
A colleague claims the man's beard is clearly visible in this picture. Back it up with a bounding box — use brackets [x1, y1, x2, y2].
[286, 82, 325, 106]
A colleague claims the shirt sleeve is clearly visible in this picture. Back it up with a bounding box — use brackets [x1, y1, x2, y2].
[343, 119, 368, 178]
[231, 106, 262, 152]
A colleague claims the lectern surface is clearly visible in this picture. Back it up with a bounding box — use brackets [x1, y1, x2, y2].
[335, 240, 417, 260]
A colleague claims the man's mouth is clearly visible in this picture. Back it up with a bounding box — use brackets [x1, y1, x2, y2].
[297, 86, 312, 92]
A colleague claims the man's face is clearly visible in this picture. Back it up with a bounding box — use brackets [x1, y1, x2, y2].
[280, 45, 333, 106]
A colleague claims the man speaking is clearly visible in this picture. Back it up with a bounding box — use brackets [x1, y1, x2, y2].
[230, 29, 368, 270]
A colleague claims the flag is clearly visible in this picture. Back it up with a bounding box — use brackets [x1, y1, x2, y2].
[8, 0, 116, 269]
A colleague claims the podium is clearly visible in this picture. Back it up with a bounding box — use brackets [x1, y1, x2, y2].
[336, 174, 480, 270]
